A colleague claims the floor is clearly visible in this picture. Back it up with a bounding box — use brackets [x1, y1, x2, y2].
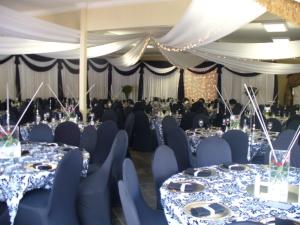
[112, 150, 156, 225]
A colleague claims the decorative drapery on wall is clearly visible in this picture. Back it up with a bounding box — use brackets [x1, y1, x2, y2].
[184, 69, 218, 101]
[0, 54, 279, 105]
[0, 56, 15, 101]
[221, 67, 275, 105]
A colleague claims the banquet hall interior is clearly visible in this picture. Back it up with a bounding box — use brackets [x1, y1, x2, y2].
[0, 0, 300, 225]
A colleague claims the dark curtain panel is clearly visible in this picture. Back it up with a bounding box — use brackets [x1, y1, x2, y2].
[178, 68, 184, 101]
[138, 64, 144, 101]
[15, 56, 21, 101]
[108, 64, 112, 99]
[217, 65, 223, 95]
[57, 60, 64, 100]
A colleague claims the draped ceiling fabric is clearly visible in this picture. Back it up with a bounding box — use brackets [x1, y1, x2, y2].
[155, 0, 266, 49]
[221, 68, 275, 105]
[184, 69, 218, 101]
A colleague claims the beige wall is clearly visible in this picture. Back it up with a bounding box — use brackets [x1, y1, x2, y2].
[38, 0, 190, 31]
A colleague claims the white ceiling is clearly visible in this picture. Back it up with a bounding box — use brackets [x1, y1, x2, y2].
[0, 0, 172, 16]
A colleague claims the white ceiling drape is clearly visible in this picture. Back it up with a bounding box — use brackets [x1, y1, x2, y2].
[155, 0, 266, 49]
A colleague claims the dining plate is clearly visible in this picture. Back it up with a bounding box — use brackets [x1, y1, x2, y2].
[167, 181, 205, 193]
[27, 162, 57, 171]
[184, 168, 216, 177]
[219, 164, 248, 172]
[183, 201, 231, 220]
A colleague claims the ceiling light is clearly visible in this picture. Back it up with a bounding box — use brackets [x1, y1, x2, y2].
[147, 45, 154, 49]
[263, 23, 287, 32]
[272, 38, 290, 44]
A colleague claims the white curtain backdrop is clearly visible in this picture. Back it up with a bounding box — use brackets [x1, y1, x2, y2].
[61, 62, 79, 99]
[19, 60, 58, 99]
[221, 68, 274, 105]
[111, 67, 140, 101]
[0, 57, 16, 101]
[143, 68, 180, 100]
[88, 68, 108, 100]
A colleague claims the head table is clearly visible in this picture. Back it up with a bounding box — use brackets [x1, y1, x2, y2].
[161, 164, 300, 225]
[0, 142, 89, 225]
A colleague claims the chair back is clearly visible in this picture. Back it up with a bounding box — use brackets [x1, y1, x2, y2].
[166, 127, 190, 171]
[54, 121, 81, 146]
[124, 112, 135, 143]
[196, 136, 232, 167]
[152, 145, 178, 209]
[101, 110, 118, 123]
[273, 129, 295, 149]
[180, 111, 196, 131]
[29, 123, 54, 143]
[155, 123, 164, 146]
[132, 111, 154, 152]
[286, 118, 300, 131]
[80, 125, 97, 155]
[118, 181, 141, 225]
[266, 118, 282, 132]
[0, 202, 9, 225]
[93, 121, 118, 165]
[223, 130, 248, 164]
[47, 149, 83, 225]
[162, 115, 177, 141]
[122, 159, 148, 211]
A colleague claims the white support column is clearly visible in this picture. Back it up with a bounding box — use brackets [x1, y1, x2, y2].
[79, 7, 87, 122]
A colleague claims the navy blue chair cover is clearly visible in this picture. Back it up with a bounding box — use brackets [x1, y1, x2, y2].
[228, 222, 264, 225]
[266, 118, 282, 132]
[132, 111, 154, 152]
[180, 111, 196, 131]
[290, 143, 300, 168]
[192, 113, 210, 129]
[223, 130, 249, 164]
[155, 123, 164, 146]
[0, 202, 9, 225]
[161, 115, 177, 142]
[286, 119, 300, 131]
[14, 149, 83, 225]
[78, 130, 128, 225]
[196, 136, 232, 167]
[28, 123, 54, 143]
[54, 121, 81, 147]
[124, 112, 135, 144]
[101, 110, 118, 123]
[166, 127, 191, 171]
[80, 125, 97, 155]
[273, 129, 295, 150]
[118, 181, 141, 225]
[122, 159, 168, 225]
[152, 145, 178, 210]
[92, 121, 118, 165]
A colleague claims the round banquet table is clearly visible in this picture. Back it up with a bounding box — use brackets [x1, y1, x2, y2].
[160, 164, 300, 225]
[0, 142, 89, 225]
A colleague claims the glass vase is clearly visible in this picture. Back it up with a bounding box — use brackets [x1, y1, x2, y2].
[268, 149, 289, 202]
[0, 126, 21, 159]
[229, 115, 240, 130]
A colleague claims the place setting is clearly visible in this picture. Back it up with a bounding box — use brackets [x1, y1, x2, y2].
[183, 167, 216, 178]
[167, 180, 205, 193]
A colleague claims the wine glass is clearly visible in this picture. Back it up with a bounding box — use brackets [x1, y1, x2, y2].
[198, 119, 204, 128]
[267, 122, 273, 131]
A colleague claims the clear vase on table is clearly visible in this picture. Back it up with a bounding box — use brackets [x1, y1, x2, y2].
[0, 126, 21, 159]
[268, 149, 290, 202]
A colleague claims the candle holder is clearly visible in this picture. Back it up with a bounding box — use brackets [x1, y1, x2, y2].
[268, 150, 289, 202]
[0, 126, 21, 159]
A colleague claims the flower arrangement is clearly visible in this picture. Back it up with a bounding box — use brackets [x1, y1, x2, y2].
[122, 85, 133, 100]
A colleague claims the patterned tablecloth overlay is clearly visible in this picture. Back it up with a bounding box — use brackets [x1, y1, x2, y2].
[0, 142, 89, 225]
[161, 164, 300, 225]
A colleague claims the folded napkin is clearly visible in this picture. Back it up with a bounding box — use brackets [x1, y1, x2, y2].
[191, 207, 211, 217]
[221, 163, 245, 171]
[185, 168, 212, 177]
[21, 150, 29, 156]
[32, 163, 52, 170]
[190, 203, 225, 218]
[168, 182, 198, 192]
[208, 203, 225, 214]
